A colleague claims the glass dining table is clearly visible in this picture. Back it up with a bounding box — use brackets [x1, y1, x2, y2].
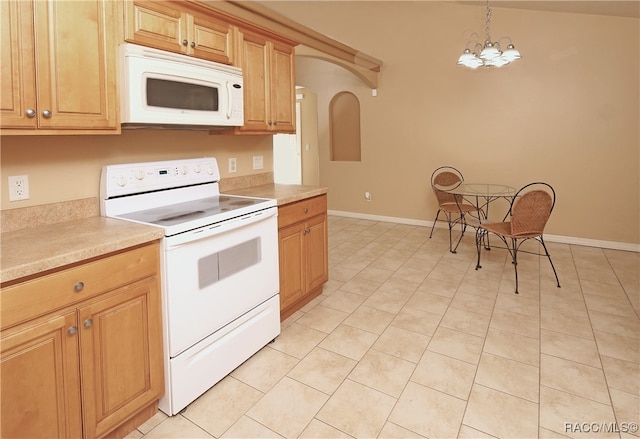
[433, 182, 517, 223]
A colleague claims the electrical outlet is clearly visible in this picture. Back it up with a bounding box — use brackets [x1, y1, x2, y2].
[8, 175, 30, 201]
[252, 155, 264, 170]
[228, 158, 237, 173]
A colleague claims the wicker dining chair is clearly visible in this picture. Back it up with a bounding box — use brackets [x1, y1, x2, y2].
[475, 182, 561, 294]
[429, 166, 479, 253]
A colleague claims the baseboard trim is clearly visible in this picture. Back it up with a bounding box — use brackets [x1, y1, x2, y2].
[328, 210, 640, 253]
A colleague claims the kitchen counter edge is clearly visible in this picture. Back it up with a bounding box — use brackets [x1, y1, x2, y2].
[1, 217, 164, 285]
[224, 183, 327, 206]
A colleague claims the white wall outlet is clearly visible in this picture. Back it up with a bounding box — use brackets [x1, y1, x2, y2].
[8, 175, 30, 201]
[253, 155, 264, 170]
[228, 158, 237, 173]
[364, 191, 372, 201]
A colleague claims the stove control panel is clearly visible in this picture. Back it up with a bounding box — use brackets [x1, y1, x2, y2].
[101, 158, 220, 198]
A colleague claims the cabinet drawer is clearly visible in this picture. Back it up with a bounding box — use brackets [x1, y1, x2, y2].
[1, 243, 159, 329]
[278, 194, 327, 229]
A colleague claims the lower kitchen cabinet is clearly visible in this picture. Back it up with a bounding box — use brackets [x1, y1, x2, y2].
[1, 311, 83, 438]
[0, 242, 164, 439]
[278, 194, 328, 320]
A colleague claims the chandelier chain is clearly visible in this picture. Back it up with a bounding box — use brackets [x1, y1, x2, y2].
[485, 0, 492, 43]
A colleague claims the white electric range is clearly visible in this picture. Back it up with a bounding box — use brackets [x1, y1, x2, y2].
[100, 157, 280, 415]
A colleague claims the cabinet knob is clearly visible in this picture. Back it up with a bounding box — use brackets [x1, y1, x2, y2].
[182, 39, 188, 46]
[83, 318, 93, 328]
[67, 326, 78, 335]
[74, 281, 84, 292]
[26, 109, 36, 118]
[42, 110, 52, 118]
[190, 41, 196, 48]
[268, 120, 273, 125]
[304, 208, 309, 213]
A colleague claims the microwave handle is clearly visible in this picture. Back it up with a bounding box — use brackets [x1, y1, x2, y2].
[226, 81, 232, 120]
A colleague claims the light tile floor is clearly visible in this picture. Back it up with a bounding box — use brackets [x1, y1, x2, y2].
[127, 216, 640, 439]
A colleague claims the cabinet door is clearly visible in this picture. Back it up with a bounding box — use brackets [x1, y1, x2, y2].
[78, 277, 164, 439]
[125, 1, 187, 54]
[306, 214, 329, 293]
[0, 312, 83, 439]
[34, 0, 118, 130]
[239, 31, 271, 132]
[270, 41, 296, 133]
[0, 0, 37, 129]
[188, 11, 234, 64]
[278, 222, 306, 310]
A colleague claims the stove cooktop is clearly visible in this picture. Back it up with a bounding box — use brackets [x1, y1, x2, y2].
[115, 194, 275, 234]
[101, 158, 277, 236]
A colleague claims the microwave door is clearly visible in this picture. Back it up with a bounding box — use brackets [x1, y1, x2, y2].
[146, 76, 220, 114]
[120, 43, 244, 127]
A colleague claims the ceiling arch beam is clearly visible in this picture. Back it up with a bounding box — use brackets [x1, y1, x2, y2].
[295, 45, 379, 89]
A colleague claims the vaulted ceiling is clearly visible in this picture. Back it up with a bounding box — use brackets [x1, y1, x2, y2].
[459, 1, 639, 19]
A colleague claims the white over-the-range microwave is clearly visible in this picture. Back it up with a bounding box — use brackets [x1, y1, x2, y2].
[119, 43, 244, 129]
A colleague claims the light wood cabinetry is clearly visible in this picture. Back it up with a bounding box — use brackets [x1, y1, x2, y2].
[213, 27, 296, 135]
[125, 0, 234, 64]
[236, 28, 296, 134]
[1, 311, 83, 438]
[0, 242, 163, 439]
[278, 194, 328, 320]
[0, 0, 118, 134]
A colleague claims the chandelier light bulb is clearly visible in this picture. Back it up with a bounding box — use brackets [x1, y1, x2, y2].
[457, 49, 475, 64]
[501, 44, 521, 61]
[480, 42, 500, 60]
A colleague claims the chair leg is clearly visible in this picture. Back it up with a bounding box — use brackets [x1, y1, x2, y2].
[429, 209, 442, 239]
[446, 212, 456, 253]
[475, 228, 484, 270]
[450, 213, 467, 254]
[539, 236, 561, 288]
[512, 238, 519, 294]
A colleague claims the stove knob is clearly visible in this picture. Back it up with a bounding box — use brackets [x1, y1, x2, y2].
[180, 166, 188, 175]
[206, 166, 214, 175]
[135, 169, 144, 180]
[117, 175, 126, 187]
[194, 165, 201, 173]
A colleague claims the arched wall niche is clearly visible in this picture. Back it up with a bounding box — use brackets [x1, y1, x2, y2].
[329, 91, 361, 162]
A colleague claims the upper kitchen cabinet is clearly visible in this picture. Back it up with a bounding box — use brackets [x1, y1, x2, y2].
[216, 28, 296, 135]
[0, 0, 119, 134]
[125, 1, 234, 64]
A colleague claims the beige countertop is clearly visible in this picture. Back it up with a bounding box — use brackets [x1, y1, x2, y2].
[225, 183, 327, 205]
[0, 184, 326, 285]
[1, 217, 164, 285]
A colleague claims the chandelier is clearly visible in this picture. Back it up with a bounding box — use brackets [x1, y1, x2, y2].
[457, 1, 522, 69]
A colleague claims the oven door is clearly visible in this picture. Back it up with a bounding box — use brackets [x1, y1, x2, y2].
[163, 208, 279, 357]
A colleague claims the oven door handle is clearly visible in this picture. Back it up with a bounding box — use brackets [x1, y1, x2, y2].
[165, 207, 277, 248]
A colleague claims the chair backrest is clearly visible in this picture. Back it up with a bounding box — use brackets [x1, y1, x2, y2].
[510, 182, 556, 237]
[431, 166, 464, 205]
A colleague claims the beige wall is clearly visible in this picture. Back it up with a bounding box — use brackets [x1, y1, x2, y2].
[0, 131, 273, 208]
[298, 87, 320, 186]
[2, 1, 638, 247]
[269, 1, 639, 246]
